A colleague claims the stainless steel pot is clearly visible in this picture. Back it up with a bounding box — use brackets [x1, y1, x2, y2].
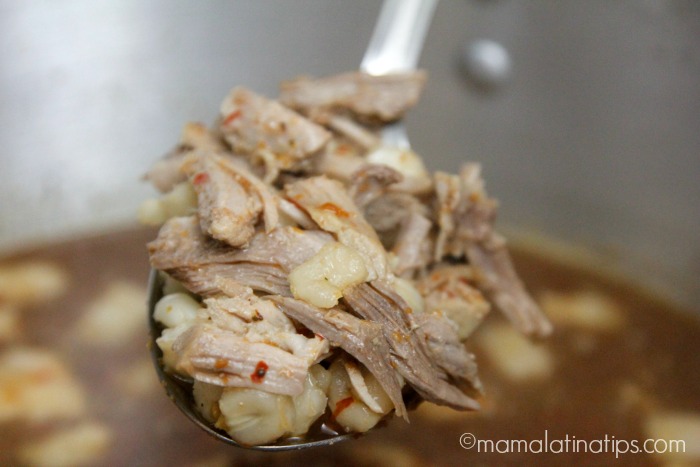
[1, 0, 698, 306]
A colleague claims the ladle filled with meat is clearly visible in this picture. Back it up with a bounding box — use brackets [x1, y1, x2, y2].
[140, 3, 552, 445]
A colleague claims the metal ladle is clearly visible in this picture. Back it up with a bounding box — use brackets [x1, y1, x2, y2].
[148, 0, 438, 451]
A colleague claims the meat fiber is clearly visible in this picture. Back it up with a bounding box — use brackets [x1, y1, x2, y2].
[285, 176, 390, 281]
[391, 212, 433, 277]
[148, 216, 332, 296]
[349, 164, 403, 209]
[343, 282, 480, 411]
[416, 265, 491, 340]
[182, 153, 278, 247]
[267, 295, 407, 420]
[145, 122, 227, 193]
[280, 71, 427, 122]
[220, 87, 331, 170]
[434, 164, 552, 338]
[173, 324, 308, 396]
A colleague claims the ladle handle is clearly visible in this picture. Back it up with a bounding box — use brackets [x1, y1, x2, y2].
[360, 0, 438, 75]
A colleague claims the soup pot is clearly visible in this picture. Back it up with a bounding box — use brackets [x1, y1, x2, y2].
[0, 1, 698, 465]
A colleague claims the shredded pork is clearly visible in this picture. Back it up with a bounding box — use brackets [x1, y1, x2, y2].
[280, 70, 427, 122]
[142, 69, 551, 445]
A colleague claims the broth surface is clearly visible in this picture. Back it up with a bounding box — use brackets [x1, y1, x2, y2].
[0, 227, 698, 466]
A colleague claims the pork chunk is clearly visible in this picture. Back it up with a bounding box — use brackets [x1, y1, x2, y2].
[148, 216, 332, 296]
[145, 122, 226, 193]
[182, 153, 278, 247]
[280, 71, 427, 122]
[434, 164, 552, 337]
[220, 87, 331, 170]
[285, 176, 390, 280]
[344, 281, 480, 411]
[268, 295, 407, 420]
[173, 324, 308, 396]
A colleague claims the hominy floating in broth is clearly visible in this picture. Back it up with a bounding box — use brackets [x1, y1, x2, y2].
[1, 230, 699, 464]
[140, 70, 553, 445]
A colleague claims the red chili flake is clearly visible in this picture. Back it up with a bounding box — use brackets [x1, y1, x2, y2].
[237, 176, 251, 190]
[223, 109, 242, 126]
[250, 361, 268, 383]
[332, 397, 354, 418]
[318, 202, 350, 218]
[315, 333, 325, 341]
[193, 172, 209, 185]
[335, 143, 351, 155]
